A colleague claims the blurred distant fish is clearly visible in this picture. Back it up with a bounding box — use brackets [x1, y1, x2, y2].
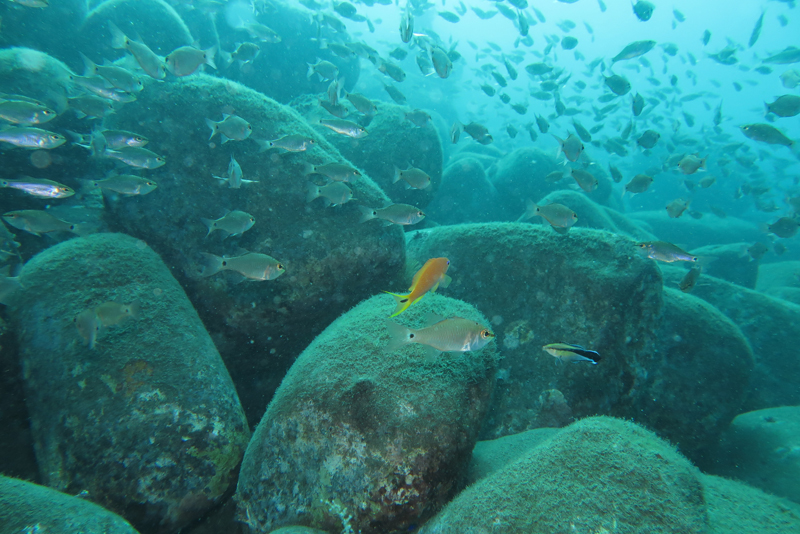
[612, 40, 656, 62]
[230, 42, 260, 64]
[571, 168, 598, 193]
[385, 314, 494, 354]
[740, 123, 793, 146]
[258, 133, 316, 152]
[767, 217, 800, 238]
[463, 122, 493, 144]
[765, 95, 800, 118]
[201, 210, 255, 238]
[242, 22, 281, 43]
[625, 174, 654, 194]
[95, 299, 140, 327]
[749, 11, 764, 48]
[165, 45, 216, 77]
[405, 109, 431, 127]
[637, 130, 660, 149]
[80, 54, 144, 93]
[450, 121, 463, 143]
[307, 59, 338, 81]
[0, 274, 21, 306]
[68, 95, 114, 120]
[0, 127, 66, 149]
[521, 200, 577, 234]
[319, 118, 367, 138]
[430, 46, 453, 78]
[8, 0, 49, 6]
[92, 175, 158, 196]
[637, 241, 697, 263]
[608, 165, 623, 183]
[104, 146, 165, 169]
[382, 83, 406, 105]
[1, 177, 73, 199]
[678, 154, 706, 175]
[384, 257, 450, 318]
[679, 265, 703, 293]
[306, 181, 353, 206]
[345, 92, 377, 116]
[108, 21, 166, 80]
[74, 308, 100, 349]
[303, 161, 361, 182]
[206, 114, 252, 143]
[632, 0, 655, 21]
[358, 204, 425, 225]
[666, 198, 690, 219]
[399, 10, 413, 43]
[632, 93, 645, 116]
[3, 210, 83, 236]
[780, 69, 800, 88]
[393, 166, 432, 190]
[378, 59, 406, 82]
[554, 133, 584, 162]
[199, 252, 285, 281]
[763, 46, 800, 65]
[69, 129, 148, 150]
[543, 343, 601, 364]
[604, 75, 631, 96]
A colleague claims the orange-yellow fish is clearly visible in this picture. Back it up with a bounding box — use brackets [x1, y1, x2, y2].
[384, 257, 451, 317]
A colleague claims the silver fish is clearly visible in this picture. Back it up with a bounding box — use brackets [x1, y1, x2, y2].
[206, 114, 252, 143]
[1, 177, 74, 198]
[104, 147, 165, 169]
[0, 127, 66, 149]
[199, 252, 285, 281]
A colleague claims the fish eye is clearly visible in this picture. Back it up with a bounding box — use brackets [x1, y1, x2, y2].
[249, 217, 255, 222]
[481, 330, 494, 338]
[135, 136, 145, 142]
[43, 110, 54, 115]
[247, 125, 252, 130]
[418, 211, 425, 216]
[277, 263, 285, 270]
[637, 243, 647, 248]
[50, 135, 59, 140]
[147, 181, 155, 186]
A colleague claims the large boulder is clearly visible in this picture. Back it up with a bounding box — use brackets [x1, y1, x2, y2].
[419, 417, 709, 534]
[661, 266, 800, 410]
[0, 475, 139, 534]
[690, 242, 758, 288]
[103, 74, 405, 423]
[236, 294, 500, 534]
[426, 157, 498, 224]
[757, 260, 800, 304]
[702, 474, 800, 534]
[645, 288, 753, 466]
[466, 428, 559, 486]
[6, 233, 250, 534]
[405, 223, 663, 437]
[712, 406, 800, 504]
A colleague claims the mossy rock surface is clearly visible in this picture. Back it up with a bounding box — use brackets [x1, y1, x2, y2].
[661, 266, 800, 410]
[466, 428, 559, 485]
[420, 417, 708, 534]
[406, 223, 662, 437]
[104, 73, 405, 424]
[6, 233, 250, 534]
[237, 294, 500, 534]
[427, 157, 498, 224]
[0, 475, 139, 534]
[702, 473, 800, 533]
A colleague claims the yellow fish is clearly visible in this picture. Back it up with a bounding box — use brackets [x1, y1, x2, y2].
[384, 258, 451, 317]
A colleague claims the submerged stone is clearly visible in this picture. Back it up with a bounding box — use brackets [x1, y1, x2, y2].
[420, 417, 709, 533]
[236, 294, 500, 534]
[6, 233, 250, 534]
[104, 74, 405, 424]
[0, 475, 139, 534]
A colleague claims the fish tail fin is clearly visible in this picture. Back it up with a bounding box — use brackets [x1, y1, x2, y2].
[306, 182, 320, 203]
[306, 63, 315, 79]
[392, 165, 401, 184]
[383, 290, 412, 317]
[127, 299, 142, 320]
[200, 217, 216, 237]
[199, 252, 224, 277]
[518, 199, 537, 221]
[79, 52, 98, 77]
[384, 319, 413, 352]
[205, 118, 217, 140]
[205, 46, 217, 70]
[108, 21, 127, 50]
[301, 161, 316, 176]
[357, 205, 377, 223]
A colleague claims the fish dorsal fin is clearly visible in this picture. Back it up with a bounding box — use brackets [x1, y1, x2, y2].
[424, 311, 446, 326]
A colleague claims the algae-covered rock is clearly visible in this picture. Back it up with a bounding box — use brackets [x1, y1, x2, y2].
[0, 475, 139, 534]
[236, 294, 500, 534]
[420, 417, 708, 534]
[79, 0, 192, 63]
[690, 242, 758, 288]
[645, 288, 753, 465]
[103, 74, 404, 423]
[298, 99, 443, 207]
[534, 189, 654, 239]
[0, 48, 73, 111]
[467, 428, 559, 485]
[6, 233, 250, 534]
[757, 260, 800, 292]
[405, 223, 662, 437]
[661, 266, 800, 410]
[712, 406, 800, 504]
[426, 157, 498, 224]
[702, 474, 800, 533]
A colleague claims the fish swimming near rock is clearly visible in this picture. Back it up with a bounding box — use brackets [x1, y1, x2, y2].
[393, 166, 432, 190]
[666, 198, 691, 219]
[1, 177, 73, 199]
[319, 118, 368, 138]
[306, 181, 353, 206]
[637, 241, 697, 263]
[94, 299, 141, 328]
[303, 162, 361, 182]
[521, 200, 578, 234]
[0, 127, 66, 149]
[384, 257, 451, 318]
[199, 252, 285, 281]
[3, 210, 84, 236]
[257, 134, 316, 152]
[625, 174, 653, 194]
[543, 343, 601, 364]
[92, 175, 158, 196]
[108, 21, 166, 80]
[679, 265, 703, 293]
[554, 133, 584, 162]
[206, 114, 252, 143]
[358, 204, 425, 225]
[212, 156, 256, 189]
[385, 313, 494, 354]
[678, 154, 706, 175]
[165, 45, 216, 77]
[201, 210, 255, 238]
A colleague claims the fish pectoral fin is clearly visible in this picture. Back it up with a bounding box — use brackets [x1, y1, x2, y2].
[439, 274, 452, 289]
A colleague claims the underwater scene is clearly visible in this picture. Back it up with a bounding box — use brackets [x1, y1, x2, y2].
[1, 0, 800, 532]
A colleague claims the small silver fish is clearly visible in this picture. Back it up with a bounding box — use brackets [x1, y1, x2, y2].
[393, 166, 431, 190]
[200, 210, 255, 238]
[109, 21, 166, 80]
[0, 100, 56, 124]
[306, 59, 339, 81]
[385, 313, 495, 354]
[92, 175, 158, 196]
[104, 147, 165, 169]
[259, 133, 316, 152]
[3, 210, 83, 236]
[303, 162, 361, 182]
[199, 252, 285, 281]
[1, 177, 74, 199]
[554, 133, 584, 162]
[319, 119, 367, 138]
[0, 127, 66, 149]
[306, 181, 353, 207]
[206, 114, 252, 143]
[358, 204, 425, 225]
[637, 241, 697, 263]
[165, 45, 216, 77]
[212, 156, 256, 189]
